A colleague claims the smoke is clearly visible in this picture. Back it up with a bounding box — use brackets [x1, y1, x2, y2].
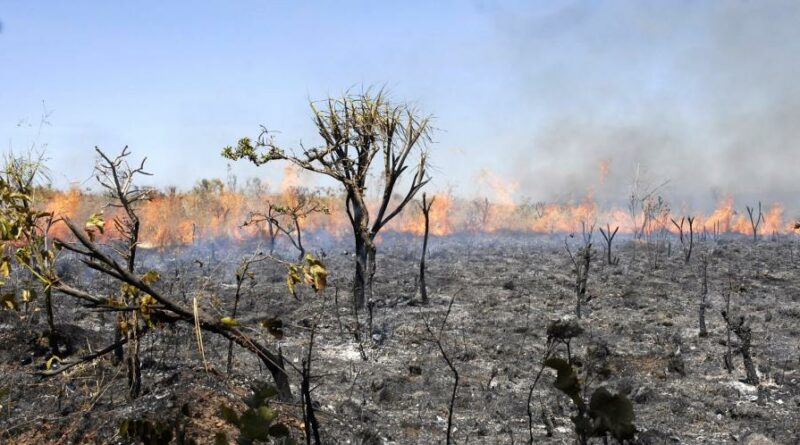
[492, 1, 800, 209]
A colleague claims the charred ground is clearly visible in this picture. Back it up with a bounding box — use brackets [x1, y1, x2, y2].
[1, 234, 799, 444]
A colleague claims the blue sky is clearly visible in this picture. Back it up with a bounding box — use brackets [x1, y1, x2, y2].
[2, 1, 798, 206]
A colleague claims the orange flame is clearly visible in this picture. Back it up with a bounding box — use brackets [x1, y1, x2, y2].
[35, 170, 797, 249]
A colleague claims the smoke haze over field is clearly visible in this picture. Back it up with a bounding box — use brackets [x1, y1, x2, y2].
[1, 1, 798, 211]
[496, 1, 800, 209]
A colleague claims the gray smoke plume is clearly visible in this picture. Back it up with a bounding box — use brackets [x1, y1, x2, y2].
[492, 1, 800, 210]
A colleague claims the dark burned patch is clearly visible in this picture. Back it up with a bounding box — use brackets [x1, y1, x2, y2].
[7, 368, 303, 444]
[3, 236, 800, 443]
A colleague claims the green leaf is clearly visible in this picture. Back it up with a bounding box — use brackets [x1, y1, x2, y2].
[588, 387, 636, 440]
[286, 266, 301, 297]
[0, 258, 10, 278]
[85, 212, 105, 233]
[260, 318, 284, 340]
[221, 316, 240, 327]
[239, 409, 271, 440]
[45, 355, 61, 370]
[21, 288, 37, 302]
[303, 254, 328, 292]
[219, 404, 240, 425]
[544, 357, 583, 407]
[246, 383, 278, 408]
[1, 293, 18, 310]
[141, 270, 160, 285]
[257, 405, 277, 423]
[119, 419, 130, 437]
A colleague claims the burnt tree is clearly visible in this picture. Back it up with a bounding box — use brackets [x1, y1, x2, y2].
[671, 216, 695, 263]
[746, 202, 764, 242]
[244, 188, 328, 261]
[417, 193, 434, 304]
[598, 224, 619, 266]
[93, 147, 152, 399]
[721, 310, 759, 385]
[224, 90, 432, 309]
[565, 236, 593, 319]
[2, 148, 298, 400]
[698, 253, 709, 337]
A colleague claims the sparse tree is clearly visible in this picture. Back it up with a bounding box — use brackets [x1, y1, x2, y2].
[244, 187, 328, 260]
[10, 148, 301, 401]
[565, 235, 593, 319]
[225, 253, 265, 375]
[671, 216, 695, 263]
[698, 253, 709, 337]
[721, 310, 759, 385]
[627, 164, 669, 240]
[470, 197, 491, 232]
[0, 151, 60, 355]
[598, 224, 620, 266]
[746, 202, 763, 242]
[417, 193, 434, 304]
[223, 89, 432, 309]
[422, 294, 458, 445]
[93, 147, 152, 399]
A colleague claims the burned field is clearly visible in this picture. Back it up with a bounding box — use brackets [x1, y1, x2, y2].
[6, 0, 800, 442]
[1, 233, 799, 444]
[1, 92, 798, 445]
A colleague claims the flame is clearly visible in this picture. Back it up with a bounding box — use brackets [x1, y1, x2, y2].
[34, 169, 797, 248]
[394, 193, 454, 236]
[45, 186, 88, 239]
[474, 169, 518, 232]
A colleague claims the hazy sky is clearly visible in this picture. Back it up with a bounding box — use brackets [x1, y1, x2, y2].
[2, 1, 798, 208]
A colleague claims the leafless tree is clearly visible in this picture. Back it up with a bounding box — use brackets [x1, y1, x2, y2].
[698, 253, 709, 337]
[746, 202, 764, 242]
[93, 147, 152, 399]
[224, 89, 432, 309]
[468, 197, 491, 232]
[55, 216, 294, 399]
[721, 309, 759, 385]
[565, 236, 592, 319]
[422, 294, 458, 445]
[627, 163, 669, 240]
[598, 224, 620, 266]
[38, 149, 294, 400]
[244, 187, 328, 260]
[671, 216, 695, 263]
[226, 253, 267, 374]
[417, 193, 435, 304]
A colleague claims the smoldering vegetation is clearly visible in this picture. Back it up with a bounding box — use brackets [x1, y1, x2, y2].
[1, 230, 799, 443]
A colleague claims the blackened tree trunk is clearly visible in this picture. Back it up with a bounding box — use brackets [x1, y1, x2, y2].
[598, 225, 618, 266]
[722, 310, 759, 385]
[685, 216, 695, 263]
[699, 255, 709, 337]
[575, 245, 592, 319]
[353, 235, 369, 310]
[418, 193, 434, 304]
[44, 287, 58, 356]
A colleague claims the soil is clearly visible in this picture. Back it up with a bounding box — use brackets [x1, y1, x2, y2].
[1, 234, 799, 444]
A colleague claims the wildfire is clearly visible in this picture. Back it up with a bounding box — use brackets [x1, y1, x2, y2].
[37, 170, 796, 248]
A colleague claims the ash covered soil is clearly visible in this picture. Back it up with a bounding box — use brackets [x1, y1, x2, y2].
[1, 234, 799, 444]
